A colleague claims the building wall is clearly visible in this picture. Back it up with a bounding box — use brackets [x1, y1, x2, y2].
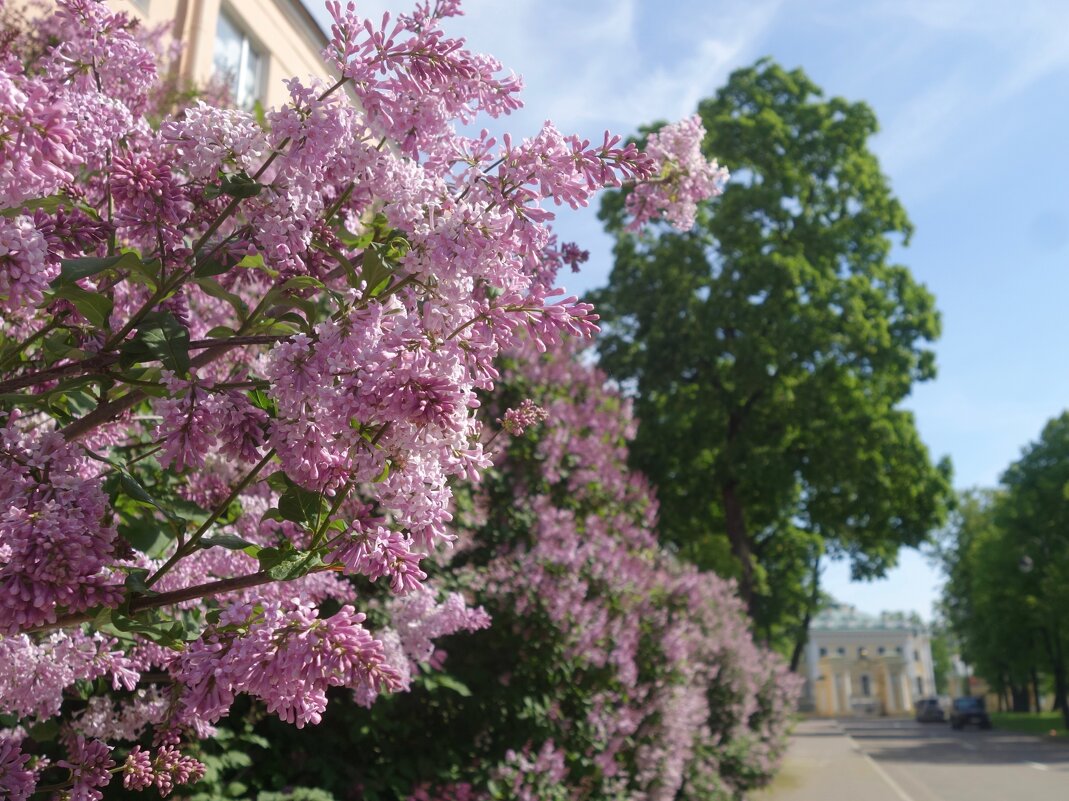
[803, 627, 937, 716]
[109, 0, 329, 108]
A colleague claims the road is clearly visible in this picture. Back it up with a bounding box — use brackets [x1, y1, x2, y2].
[755, 717, 1069, 801]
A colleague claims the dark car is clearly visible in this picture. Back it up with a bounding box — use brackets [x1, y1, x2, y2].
[915, 697, 946, 722]
[949, 696, 991, 730]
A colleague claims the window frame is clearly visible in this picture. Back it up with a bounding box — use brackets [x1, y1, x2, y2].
[212, 7, 267, 110]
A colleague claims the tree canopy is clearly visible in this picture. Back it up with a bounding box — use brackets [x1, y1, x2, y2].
[591, 59, 952, 652]
[939, 413, 1069, 724]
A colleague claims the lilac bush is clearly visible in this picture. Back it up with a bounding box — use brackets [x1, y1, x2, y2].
[243, 336, 800, 800]
[0, 0, 731, 797]
[436, 340, 802, 799]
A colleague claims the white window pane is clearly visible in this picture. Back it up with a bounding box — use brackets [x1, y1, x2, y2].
[239, 44, 263, 110]
[212, 11, 263, 109]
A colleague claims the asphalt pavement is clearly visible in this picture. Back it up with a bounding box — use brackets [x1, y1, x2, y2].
[754, 716, 1069, 801]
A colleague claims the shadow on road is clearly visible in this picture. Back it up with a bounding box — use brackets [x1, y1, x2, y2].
[833, 718, 1069, 766]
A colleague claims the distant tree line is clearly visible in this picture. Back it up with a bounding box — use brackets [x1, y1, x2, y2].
[938, 412, 1069, 727]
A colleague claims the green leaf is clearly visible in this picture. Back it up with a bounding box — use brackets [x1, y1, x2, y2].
[256, 544, 322, 580]
[428, 674, 472, 697]
[201, 533, 260, 557]
[248, 388, 277, 416]
[41, 330, 76, 362]
[1, 195, 68, 217]
[205, 325, 237, 338]
[28, 719, 61, 742]
[193, 258, 234, 278]
[56, 252, 142, 285]
[119, 472, 179, 520]
[51, 283, 114, 327]
[124, 567, 154, 594]
[193, 276, 249, 320]
[265, 471, 291, 493]
[121, 311, 191, 374]
[118, 515, 171, 557]
[359, 244, 393, 295]
[208, 171, 264, 200]
[372, 460, 391, 483]
[278, 484, 325, 525]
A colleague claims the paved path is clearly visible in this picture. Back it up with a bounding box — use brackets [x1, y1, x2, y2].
[755, 717, 1069, 801]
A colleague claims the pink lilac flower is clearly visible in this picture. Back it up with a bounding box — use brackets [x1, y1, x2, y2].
[0, 630, 139, 720]
[626, 114, 730, 231]
[0, 215, 57, 311]
[151, 746, 205, 797]
[57, 737, 114, 801]
[0, 738, 35, 801]
[500, 399, 548, 436]
[173, 600, 402, 728]
[0, 413, 123, 634]
[121, 746, 154, 791]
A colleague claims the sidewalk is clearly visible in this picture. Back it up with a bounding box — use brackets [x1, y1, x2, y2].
[753, 719, 909, 801]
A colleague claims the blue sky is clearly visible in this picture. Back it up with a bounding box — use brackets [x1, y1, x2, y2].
[308, 0, 1069, 620]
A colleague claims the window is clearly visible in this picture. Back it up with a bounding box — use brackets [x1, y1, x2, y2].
[895, 646, 903, 654]
[877, 646, 885, 655]
[913, 649, 920, 662]
[836, 647, 845, 656]
[860, 675, 871, 697]
[213, 10, 265, 110]
[916, 677, 923, 694]
[819, 647, 827, 657]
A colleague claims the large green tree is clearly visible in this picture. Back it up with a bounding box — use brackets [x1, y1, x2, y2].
[591, 59, 951, 657]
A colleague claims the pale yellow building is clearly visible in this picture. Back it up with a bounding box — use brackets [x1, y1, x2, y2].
[112, 0, 331, 109]
[801, 603, 937, 717]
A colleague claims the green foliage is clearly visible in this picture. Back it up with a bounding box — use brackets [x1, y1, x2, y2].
[591, 58, 951, 647]
[929, 624, 952, 695]
[939, 414, 1069, 724]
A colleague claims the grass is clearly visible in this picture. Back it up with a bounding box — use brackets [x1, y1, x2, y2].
[990, 711, 1069, 740]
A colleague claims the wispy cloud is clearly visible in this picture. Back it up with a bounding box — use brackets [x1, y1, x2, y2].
[861, 0, 1069, 184]
[310, 0, 780, 136]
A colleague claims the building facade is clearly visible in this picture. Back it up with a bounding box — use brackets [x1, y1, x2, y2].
[801, 603, 937, 717]
[112, 0, 329, 109]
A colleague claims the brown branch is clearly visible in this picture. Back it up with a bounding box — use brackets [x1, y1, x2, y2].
[30, 567, 335, 634]
[60, 335, 273, 441]
[0, 353, 119, 394]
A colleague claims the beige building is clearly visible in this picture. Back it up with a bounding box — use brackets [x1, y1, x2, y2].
[113, 0, 330, 109]
[801, 603, 937, 717]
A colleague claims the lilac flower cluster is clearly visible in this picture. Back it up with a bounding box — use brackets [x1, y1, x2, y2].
[626, 114, 731, 231]
[121, 745, 204, 797]
[172, 600, 401, 728]
[0, 412, 123, 633]
[0, 738, 35, 801]
[500, 398, 548, 436]
[0, 0, 727, 793]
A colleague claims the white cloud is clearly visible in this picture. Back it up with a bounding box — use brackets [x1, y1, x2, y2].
[309, 0, 780, 136]
[863, 0, 1069, 182]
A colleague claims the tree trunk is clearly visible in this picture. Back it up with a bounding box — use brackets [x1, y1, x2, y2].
[1011, 684, 1030, 713]
[721, 480, 755, 617]
[1041, 627, 1069, 727]
[789, 554, 822, 673]
[1031, 666, 1042, 714]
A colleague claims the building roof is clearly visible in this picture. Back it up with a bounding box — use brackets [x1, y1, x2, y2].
[811, 603, 926, 632]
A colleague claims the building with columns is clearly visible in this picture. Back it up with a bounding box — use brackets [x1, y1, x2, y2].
[801, 603, 937, 717]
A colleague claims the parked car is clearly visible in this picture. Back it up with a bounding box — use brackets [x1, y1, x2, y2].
[915, 697, 946, 722]
[949, 696, 992, 730]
